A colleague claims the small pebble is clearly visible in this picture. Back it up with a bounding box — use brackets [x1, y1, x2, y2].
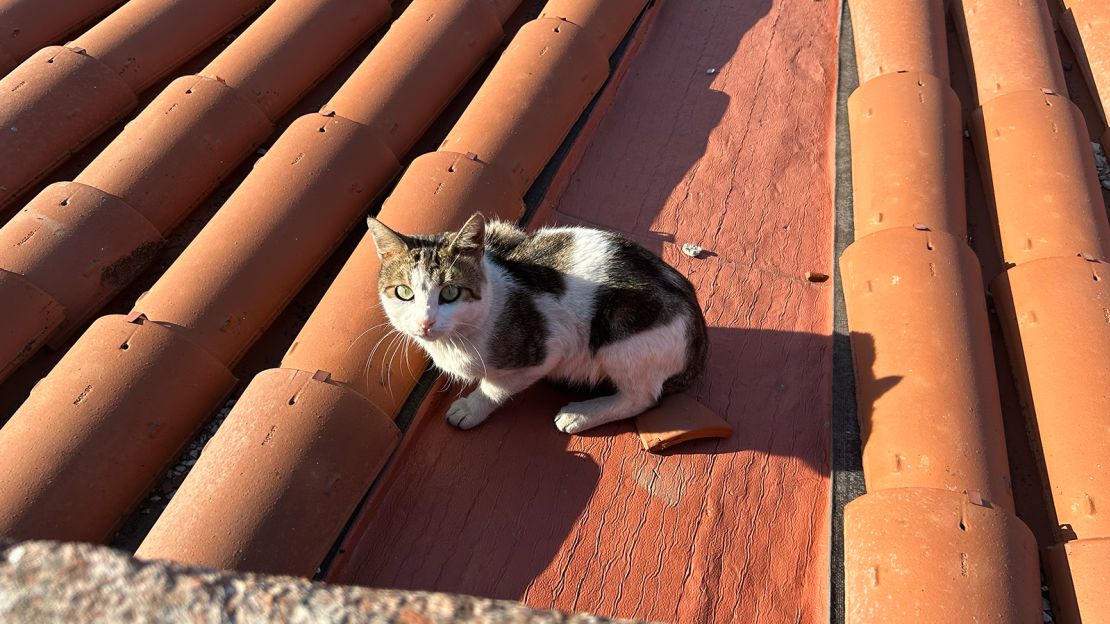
[257, 148, 268, 156]
[805, 271, 829, 283]
[183, 459, 196, 466]
[963, 129, 970, 139]
[680, 243, 704, 257]
[706, 68, 718, 75]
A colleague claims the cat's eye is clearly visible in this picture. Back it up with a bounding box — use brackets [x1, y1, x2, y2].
[440, 284, 461, 303]
[394, 285, 414, 301]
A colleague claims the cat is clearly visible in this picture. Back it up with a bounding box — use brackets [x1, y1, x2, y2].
[366, 212, 708, 434]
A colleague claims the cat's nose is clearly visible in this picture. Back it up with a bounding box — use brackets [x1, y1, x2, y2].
[418, 320, 434, 333]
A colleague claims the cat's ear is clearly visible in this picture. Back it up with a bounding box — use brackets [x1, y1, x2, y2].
[366, 217, 408, 258]
[449, 212, 485, 256]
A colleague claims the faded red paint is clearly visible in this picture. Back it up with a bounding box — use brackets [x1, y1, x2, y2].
[330, 0, 837, 621]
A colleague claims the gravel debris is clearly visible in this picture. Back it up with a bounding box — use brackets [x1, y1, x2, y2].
[1041, 573, 1055, 623]
[115, 396, 240, 542]
[1093, 142, 1110, 191]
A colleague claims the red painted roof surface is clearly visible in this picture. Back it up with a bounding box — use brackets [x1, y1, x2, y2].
[328, 1, 838, 621]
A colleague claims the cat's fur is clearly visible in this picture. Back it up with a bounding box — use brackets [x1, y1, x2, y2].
[367, 212, 708, 434]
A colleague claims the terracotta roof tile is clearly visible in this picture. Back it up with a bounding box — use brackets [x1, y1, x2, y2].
[137, 367, 401, 576]
[845, 488, 1040, 621]
[0, 0, 121, 75]
[0, 314, 234, 542]
[953, 0, 1067, 104]
[841, 228, 1014, 510]
[972, 90, 1110, 265]
[848, 0, 948, 84]
[3, 0, 1101, 618]
[848, 71, 964, 238]
[842, 1, 1045, 620]
[1044, 537, 1110, 623]
[0, 0, 268, 211]
[1060, 0, 1110, 129]
[991, 255, 1110, 543]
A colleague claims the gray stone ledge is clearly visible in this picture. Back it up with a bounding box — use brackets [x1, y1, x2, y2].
[0, 539, 641, 623]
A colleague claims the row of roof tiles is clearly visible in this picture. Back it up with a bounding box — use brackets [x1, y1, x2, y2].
[842, 1, 1037, 620]
[843, 0, 1110, 622]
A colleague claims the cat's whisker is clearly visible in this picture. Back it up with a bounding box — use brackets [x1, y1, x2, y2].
[345, 321, 396, 354]
[456, 333, 487, 378]
[365, 328, 400, 374]
[369, 331, 401, 392]
[378, 332, 403, 388]
[383, 332, 410, 400]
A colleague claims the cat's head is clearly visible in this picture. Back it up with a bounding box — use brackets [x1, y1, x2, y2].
[366, 212, 488, 342]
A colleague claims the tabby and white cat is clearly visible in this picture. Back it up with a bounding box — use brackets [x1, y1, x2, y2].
[367, 213, 708, 434]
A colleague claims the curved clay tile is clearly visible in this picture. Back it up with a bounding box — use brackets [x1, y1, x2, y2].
[0, 0, 120, 74]
[845, 488, 1040, 621]
[0, 0, 267, 211]
[0, 269, 64, 381]
[952, 0, 1067, 105]
[848, 0, 948, 84]
[325, 0, 505, 155]
[972, 90, 1110, 266]
[0, 0, 391, 384]
[0, 0, 513, 548]
[0, 315, 235, 542]
[843, 4, 1043, 620]
[441, 17, 610, 197]
[137, 114, 400, 366]
[137, 0, 647, 575]
[136, 368, 400, 576]
[991, 255, 1110, 543]
[0, 47, 134, 210]
[1060, 0, 1110, 129]
[848, 71, 965, 239]
[1044, 537, 1110, 623]
[842, 228, 1014, 510]
[0, 182, 162, 343]
[539, 0, 648, 58]
[73, 75, 275, 231]
[72, 0, 264, 94]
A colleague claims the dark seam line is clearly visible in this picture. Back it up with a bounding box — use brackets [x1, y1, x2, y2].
[830, 1, 865, 622]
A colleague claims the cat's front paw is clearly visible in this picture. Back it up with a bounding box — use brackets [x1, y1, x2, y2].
[446, 397, 490, 430]
[554, 408, 596, 435]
